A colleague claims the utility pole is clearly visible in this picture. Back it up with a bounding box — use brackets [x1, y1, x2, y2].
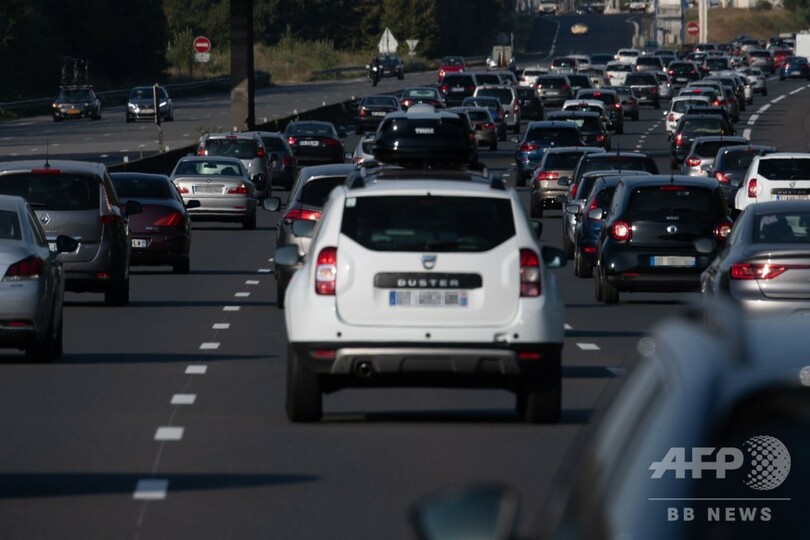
[230, 0, 255, 132]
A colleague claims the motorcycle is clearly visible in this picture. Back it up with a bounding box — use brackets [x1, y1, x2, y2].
[367, 64, 381, 87]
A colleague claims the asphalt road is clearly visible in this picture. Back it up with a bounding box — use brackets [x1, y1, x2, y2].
[1, 13, 808, 540]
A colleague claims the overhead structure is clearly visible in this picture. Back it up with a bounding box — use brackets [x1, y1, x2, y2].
[230, 0, 255, 132]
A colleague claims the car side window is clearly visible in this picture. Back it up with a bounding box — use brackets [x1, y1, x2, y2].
[27, 206, 48, 248]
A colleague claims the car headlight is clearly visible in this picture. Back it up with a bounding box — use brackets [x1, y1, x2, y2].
[128, 103, 136, 110]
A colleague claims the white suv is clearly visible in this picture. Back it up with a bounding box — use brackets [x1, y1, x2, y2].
[275, 173, 567, 423]
[735, 153, 810, 212]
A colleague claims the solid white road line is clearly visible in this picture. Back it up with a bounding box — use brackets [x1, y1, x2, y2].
[223, 306, 241, 311]
[199, 342, 220, 350]
[133, 479, 168, 500]
[185, 365, 207, 374]
[576, 343, 600, 351]
[212, 323, 230, 330]
[743, 128, 752, 139]
[747, 114, 759, 125]
[171, 394, 196, 405]
[154, 427, 184, 441]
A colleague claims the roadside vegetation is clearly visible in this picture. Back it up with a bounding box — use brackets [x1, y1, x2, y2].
[685, 7, 801, 43]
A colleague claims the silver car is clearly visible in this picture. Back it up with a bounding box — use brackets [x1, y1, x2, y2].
[0, 195, 77, 362]
[347, 134, 375, 165]
[126, 86, 173, 123]
[680, 136, 749, 176]
[701, 200, 810, 316]
[170, 156, 258, 229]
[197, 132, 272, 199]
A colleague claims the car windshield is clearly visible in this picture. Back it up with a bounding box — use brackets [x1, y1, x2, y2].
[0, 210, 22, 240]
[404, 89, 438, 98]
[298, 177, 345, 207]
[381, 56, 400, 66]
[553, 58, 577, 67]
[476, 88, 513, 104]
[58, 89, 93, 101]
[341, 195, 516, 252]
[0, 172, 99, 211]
[672, 99, 708, 113]
[203, 138, 258, 158]
[111, 177, 171, 199]
[130, 87, 166, 100]
[754, 213, 810, 243]
[758, 158, 810, 180]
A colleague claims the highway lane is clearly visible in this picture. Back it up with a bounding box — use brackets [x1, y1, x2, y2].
[1, 17, 810, 539]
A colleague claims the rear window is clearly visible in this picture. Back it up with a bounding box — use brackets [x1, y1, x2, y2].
[672, 99, 706, 113]
[285, 123, 334, 137]
[475, 74, 500, 85]
[553, 58, 577, 67]
[625, 74, 656, 85]
[720, 150, 763, 169]
[594, 186, 617, 209]
[467, 109, 491, 122]
[670, 63, 696, 74]
[525, 127, 581, 145]
[261, 137, 288, 151]
[362, 96, 398, 107]
[537, 77, 568, 88]
[111, 177, 171, 199]
[626, 186, 723, 219]
[443, 75, 475, 85]
[582, 93, 617, 105]
[706, 58, 729, 69]
[0, 172, 100, 211]
[0, 210, 21, 240]
[173, 160, 243, 176]
[636, 57, 661, 66]
[476, 88, 513, 104]
[557, 116, 600, 130]
[754, 213, 810, 243]
[545, 153, 586, 169]
[298, 177, 345, 208]
[582, 157, 657, 175]
[694, 141, 746, 158]
[681, 118, 726, 134]
[757, 158, 810, 180]
[607, 64, 632, 72]
[203, 138, 258, 159]
[341, 196, 516, 252]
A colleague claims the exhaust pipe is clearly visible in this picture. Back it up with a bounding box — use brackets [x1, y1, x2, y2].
[355, 361, 373, 379]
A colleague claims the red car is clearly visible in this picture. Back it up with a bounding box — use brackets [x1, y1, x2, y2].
[437, 56, 465, 83]
[771, 48, 793, 70]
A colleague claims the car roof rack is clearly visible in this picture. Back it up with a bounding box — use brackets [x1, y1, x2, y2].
[348, 161, 504, 190]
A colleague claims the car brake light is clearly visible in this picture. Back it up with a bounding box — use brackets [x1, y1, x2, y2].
[467, 85, 476, 92]
[196, 148, 206, 156]
[439, 85, 448, 94]
[610, 220, 631, 241]
[322, 138, 340, 146]
[675, 133, 683, 144]
[287, 136, 298, 145]
[315, 247, 337, 295]
[569, 183, 577, 199]
[747, 178, 757, 198]
[257, 147, 265, 158]
[281, 155, 293, 166]
[153, 211, 185, 227]
[483, 122, 494, 130]
[560, 84, 570, 91]
[712, 100, 720, 106]
[596, 134, 606, 142]
[3, 256, 43, 281]
[359, 107, 368, 117]
[714, 220, 733, 241]
[402, 99, 412, 107]
[30, 168, 62, 174]
[730, 263, 789, 280]
[519, 248, 541, 297]
[227, 184, 248, 195]
[613, 103, 622, 109]
[176, 185, 189, 194]
[650, 86, 659, 94]
[536, 171, 559, 182]
[686, 157, 701, 167]
[519, 143, 539, 152]
[100, 214, 119, 224]
[715, 172, 729, 183]
[586, 197, 600, 214]
[284, 208, 321, 221]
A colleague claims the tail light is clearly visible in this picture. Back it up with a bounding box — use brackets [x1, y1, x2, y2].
[626, 97, 635, 104]
[438, 85, 448, 94]
[483, 122, 495, 130]
[359, 107, 368, 117]
[101, 214, 120, 225]
[281, 155, 293, 166]
[401, 99, 412, 108]
[715, 171, 729, 183]
[466, 85, 476, 92]
[257, 147, 265, 158]
[610, 220, 631, 241]
[569, 182, 578, 199]
[284, 208, 320, 221]
[519, 248, 541, 297]
[196, 148, 207, 156]
[668, 70, 674, 76]
[287, 136, 298, 145]
[3, 256, 43, 281]
[674, 133, 683, 145]
[560, 84, 570, 91]
[613, 103, 622, 109]
[513, 104, 520, 114]
[438, 70, 446, 80]
[176, 185, 189, 194]
[731, 263, 788, 280]
[519, 143, 539, 152]
[322, 138, 340, 146]
[714, 221, 733, 241]
[227, 184, 248, 195]
[586, 196, 600, 215]
[747, 178, 757, 198]
[686, 157, 701, 167]
[497, 110, 504, 121]
[650, 86, 659, 94]
[315, 247, 337, 295]
[596, 134, 606, 142]
[153, 211, 185, 227]
[536, 171, 559, 182]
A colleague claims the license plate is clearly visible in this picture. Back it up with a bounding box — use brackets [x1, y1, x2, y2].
[194, 185, 223, 194]
[451, 87, 464, 92]
[776, 195, 809, 200]
[68, 109, 80, 115]
[389, 290, 468, 307]
[142, 108, 154, 114]
[299, 140, 319, 146]
[675, 77, 687, 82]
[650, 256, 696, 267]
[132, 239, 148, 248]
[371, 111, 385, 116]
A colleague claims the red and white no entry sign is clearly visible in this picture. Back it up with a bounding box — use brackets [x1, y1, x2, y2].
[193, 36, 212, 53]
[686, 21, 699, 37]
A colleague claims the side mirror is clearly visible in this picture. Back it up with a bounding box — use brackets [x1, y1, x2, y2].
[125, 199, 142, 217]
[274, 244, 301, 268]
[588, 208, 604, 220]
[565, 203, 581, 215]
[556, 177, 571, 186]
[252, 173, 267, 186]
[410, 483, 519, 540]
[291, 219, 316, 238]
[730, 176, 742, 188]
[531, 219, 543, 239]
[542, 246, 567, 269]
[185, 199, 201, 210]
[54, 235, 79, 253]
[262, 197, 282, 212]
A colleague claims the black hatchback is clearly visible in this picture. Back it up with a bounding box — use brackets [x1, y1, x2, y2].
[624, 72, 661, 108]
[670, 114, 737, 169]
[594, 175, 732, 304]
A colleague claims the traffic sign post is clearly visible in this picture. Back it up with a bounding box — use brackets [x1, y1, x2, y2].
[378, 28, 398, 54]
[194, 36, 211, 63]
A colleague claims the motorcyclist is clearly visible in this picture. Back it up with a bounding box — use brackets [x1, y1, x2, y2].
[368, 55, 382, 85]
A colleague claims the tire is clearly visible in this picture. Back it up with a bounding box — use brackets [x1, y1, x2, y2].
[654, 100, 661, 110]
[372, 78, 379, 87]
[105, 276, 130, 307]
[595, 265, 604, 302]
[530, 202, 543, 218]
[286, 347, 322, 422]
[398, 73, 404, 80]
[516, 380, 561, 423]
[173, 256, 190, 274]
[53, 116, 62, 123]
[563, 232, 574, 260]
[276, 278, 286, 309]
[242, 210, 257, 230]
[632, 112, 639, 121]
[601, 271, 619, 304]
[574, 248, 592, 278]
[126, 116, 134, 123]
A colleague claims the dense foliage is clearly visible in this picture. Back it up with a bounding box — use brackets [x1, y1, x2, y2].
[0, 0, 514, 101]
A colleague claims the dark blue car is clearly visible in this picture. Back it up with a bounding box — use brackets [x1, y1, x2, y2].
[568, 175, 623, 278]
[515, 121, 585, 185]
[779, 56, 810, 80]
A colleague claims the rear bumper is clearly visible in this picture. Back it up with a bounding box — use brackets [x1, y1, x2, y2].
[292, 341, 562, 392]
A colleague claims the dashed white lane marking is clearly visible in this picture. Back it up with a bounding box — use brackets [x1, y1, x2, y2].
[564, 323, 573, 330]
[234, 292, 250, 297]
[772, 95, 785, 103]
[790, 87, 805, 95]
[268, 258, 274, 262]
[199, 342, 220, 350]
[577, 343, 600, 351]
[171, 394, 196, 405]
[258, 268, 273, 273]
[245, 280, 260, 285]
[212, 323, 230, 330]
[133, 479, 168, 500]
[185, 365, 207, 375]
[747, 114, 759, 125]
[154, 427, 184, 441]
[743, 128, 752, 139]
[758, 103, 771, 113]
[223, 306, 241, 311]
